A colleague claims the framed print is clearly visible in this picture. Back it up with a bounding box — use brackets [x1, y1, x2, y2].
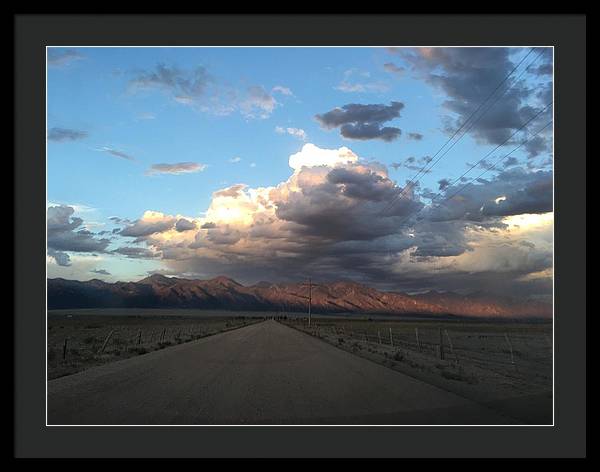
[14, 14, 586, 459]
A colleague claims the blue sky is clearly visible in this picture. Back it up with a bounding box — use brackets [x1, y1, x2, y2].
[47, 47, 553, 299]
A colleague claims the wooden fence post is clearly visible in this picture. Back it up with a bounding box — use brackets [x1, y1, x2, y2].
[389, 328, 394, 346]
[444, 329, 458, 364]
[62, 338, 68, 360]
[137, 330, 142, 345]
[504, 333, 516, 370]
[415, 327, 421, 352]
[99, 330, 114, 354]
[439, 328, 445, 360]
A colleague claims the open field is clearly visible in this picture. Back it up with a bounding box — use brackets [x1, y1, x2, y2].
[281, 316, 552, 423]
[47, 310, 264, 379]
[47, 310, 552, 423]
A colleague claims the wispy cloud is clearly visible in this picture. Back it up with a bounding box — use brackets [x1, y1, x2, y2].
[229, 157, 242, 164]
[275, 126, 307, 141]
[47, 49, 85, 68]
[146, 162, 206, 175]
[272, 85, 293, 96]
[335, 69, 389, 94]
[128, 64, 280, 119]
[407, 132, 424, 141]
[383, 62, 405, 76]
[48, 127, 88, 142]
[96, 146, 135, 161]
[240, 86, 277, 119]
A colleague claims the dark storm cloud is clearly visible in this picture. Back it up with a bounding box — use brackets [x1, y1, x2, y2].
[503, 156, 520, 168]
[91, 269, 111, 275]
[315, 102, 404, 142]
[437, 178, 451, 191]
[48, 249, 71, 267]
[407, 132, 423, 141]
[112, 247, 159, 259]
[425, 168, 553, 222]
[175, 218, 197, 232]
[273, 165, 422, 242]
[125, 146, 552, 300]
[391, 47, 553, 155]
[47, 205, 111, 264]
[47, 127, 88, 142]
[119, 216, 177, 238]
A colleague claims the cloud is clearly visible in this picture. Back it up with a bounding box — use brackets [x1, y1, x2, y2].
[275, 126, 307, 141]
[400, 155, 433, 173]
[229, 157, 242, 163]
[113, 246, 160, 259]
[48, 249, 71, 267]
[316, 102, 404, 141]
[128, 64, 281, 119]
[96, 146, 135, 161]
[108, 144, 552, 300]
[146, 162, 206, 175]
[390, 47, 553, 155]
[438, 178, 451, 191]
[240, 86, 277, 118]
[47, 127, 88, 142]
[175, 218, 197, 232]
[47, 49, 84, 67]
[288, 143, 358, 171]
[335, 69, 389, 93]
[119, 211, 177, 238]
[129, 64, 211, 104]
[90, 268, 111, 276]
[383, 62, 405, 76]
[272, 85, 293, 96]
[425, 168, 553, 222]
[47, 205, 111, 265]
[407, 132, 423, 141]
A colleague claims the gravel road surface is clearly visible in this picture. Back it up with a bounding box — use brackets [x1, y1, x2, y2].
[48, 320, 517, 425]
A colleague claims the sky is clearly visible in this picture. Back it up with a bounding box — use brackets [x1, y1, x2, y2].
[47, 46, 554, 301]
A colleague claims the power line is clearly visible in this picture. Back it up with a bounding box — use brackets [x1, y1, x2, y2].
[380, 47, 541, 216]
[410, 48, 546, 184]
[429, 101, 553, 206]
[390, 116, 553, 229]
[434, 119, 553, 208]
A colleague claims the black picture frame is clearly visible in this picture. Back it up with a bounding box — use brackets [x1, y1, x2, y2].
[14, 14, 586, 458]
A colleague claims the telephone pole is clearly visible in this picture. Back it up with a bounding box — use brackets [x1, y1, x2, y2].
[307, 277, 312, 327]
[300, 277, 313, 327]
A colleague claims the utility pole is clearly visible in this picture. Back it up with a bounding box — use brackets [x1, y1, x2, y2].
[308, 277, 312, 327]
[300, 277, 313, 327]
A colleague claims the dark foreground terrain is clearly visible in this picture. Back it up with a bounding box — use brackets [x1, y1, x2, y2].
[47, 319, 551, 425]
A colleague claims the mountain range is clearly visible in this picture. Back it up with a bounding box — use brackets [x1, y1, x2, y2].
[47, 274, 552, 319]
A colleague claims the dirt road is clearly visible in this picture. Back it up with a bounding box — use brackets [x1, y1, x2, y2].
[48, 320, 517, 424]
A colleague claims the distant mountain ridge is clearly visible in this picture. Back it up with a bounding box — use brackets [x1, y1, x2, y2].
[47, 274, 552, 319]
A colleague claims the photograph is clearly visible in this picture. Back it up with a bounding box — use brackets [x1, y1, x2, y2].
[45, 44, 556, 426]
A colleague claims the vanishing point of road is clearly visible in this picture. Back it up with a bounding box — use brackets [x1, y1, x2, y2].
[48, 320, 517, 425]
